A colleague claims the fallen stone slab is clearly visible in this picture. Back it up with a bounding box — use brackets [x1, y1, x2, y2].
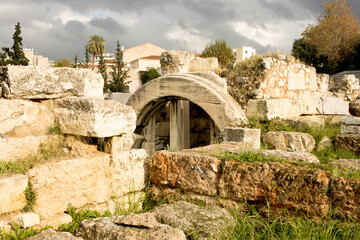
[149, 151, 222, 196]
[0, 66, 103, 99]
[265, 131, 316, 152]
[341, 116, 360, 134]
[219, 160, 329, 216]
[152, 201, 234, 239]
[0, 174, 28, 214]
[261, 149, 319, 164]
[316, 96, 349, 115]
[335, 134, 360, 153]
[54, 97, 136, 137]
[27, 229, 83, 240]
[75, 212, 186, 240]
[329, 159, 360, 172]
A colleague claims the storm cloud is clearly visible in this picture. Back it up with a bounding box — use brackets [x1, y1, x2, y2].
[0, 0, 359, 61]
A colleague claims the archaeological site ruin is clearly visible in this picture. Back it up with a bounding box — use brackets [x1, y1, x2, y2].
[1, 51, 360, 239]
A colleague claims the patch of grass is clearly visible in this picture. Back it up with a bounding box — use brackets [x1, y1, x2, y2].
[0, 161, 30, 175]
[22, 182, 37, 212]
[1, 222, 51, 240]
[0, 136, 68, 176]
[47, 123, 62, 135]
[314, 148, 360, 164]
[57, 204, 111, 235]
[223, 209, 360, 240]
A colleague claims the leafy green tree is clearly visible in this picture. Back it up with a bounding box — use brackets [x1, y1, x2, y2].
[3, 22, 29, 66]
[53, 58, 72, 67]
[97, 52, 108, 91]
[86, 34, 105, 66]
[302, 0, 360, 63]
[141, 68, 160, 84]
[201, 39, 235, 68]
[106, 41, 130, 93]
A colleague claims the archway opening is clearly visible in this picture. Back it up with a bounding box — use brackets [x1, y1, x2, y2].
[134, 96, 220, 155]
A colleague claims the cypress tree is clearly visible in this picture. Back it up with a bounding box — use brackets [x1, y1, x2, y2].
[5, 22, 29, 66]
[108, 41, 130, 92]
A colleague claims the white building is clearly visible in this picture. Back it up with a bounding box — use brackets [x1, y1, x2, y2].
[235, 46, 256, 62]
[23, 48, 50, 66]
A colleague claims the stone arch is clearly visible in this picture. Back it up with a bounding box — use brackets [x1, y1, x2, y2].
[126, 72, 248, 130]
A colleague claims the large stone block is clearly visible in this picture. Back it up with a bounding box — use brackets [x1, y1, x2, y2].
[14, 213, 40, 228]
[349, 99, 360, 117]
[149, 151, 222, 196]
[329, 72, 360, 101]
[341, 116, 360, 134]
[54, 97, 136, 137]
[104, 134, 137, 154]
[246, 99, 300, 120]
[265, 131, 316, 152]
[222, 127, 260, 149]
[317, 96, 349, 115]
[1, 66, 103, 99]
[219, 161, 329, 216]
[0, 99, 54, 137]
[335, 134, 360, 153]
[160, 51, 194, 74]
[27, 154, 111, 218]
[109, 149, 148, 195]
[0, 174, 28, 214]
[0, 135, 61, 161]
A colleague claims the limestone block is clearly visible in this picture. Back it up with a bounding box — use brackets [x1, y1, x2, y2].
[1, 66, 103, 99]
[341, 125, 360, 134]
[219, 161, 329, 215]
[54, 97, 136, 137]
[189, 57, 219, 71]
[39, 213, 73, 229]
[246, 99, 300, 120]
[288, 68, 306, 90]
[160, 51, 194, 74]
[0, 135, 61, 162]
[316, 96, 349, 115]
[317, 74, 329, 92]
[261, 150, 319, 164]
[149, 151, 222, 196]
[298, 90, 317, 115]
[27, 154, 111, 218]
[104, 134, 136, 154]
[329, 73, 360, 101]
[0, 99, 54, 137]
[0, 174, 28, 214]
[152, 201, 234, 239]
[109, 149, 148, 195]
[76, 213, 186, 240]
[27, 229, 83, 240]
[349, 99, 360, 117]
[222, 127, 261, 149]
[14, 213, 40, 228]
[265, 131, 316, 152]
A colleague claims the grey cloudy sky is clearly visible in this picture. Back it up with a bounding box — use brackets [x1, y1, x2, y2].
[1, 0, 359, 61]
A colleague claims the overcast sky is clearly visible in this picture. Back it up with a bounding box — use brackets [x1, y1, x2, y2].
[1, 0, 360, 61]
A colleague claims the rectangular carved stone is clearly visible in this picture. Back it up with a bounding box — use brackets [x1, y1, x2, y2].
[222, 128, 260, 149]
[246, 99, 300, 120]
[104, 134, 136, 154]
[316, 96, 349, 115]
[1, 66, 104, 99]
[54, 97, 136, 137]
[0, 174, 28, 214]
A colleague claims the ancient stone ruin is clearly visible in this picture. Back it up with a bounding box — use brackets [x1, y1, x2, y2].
[1, 51, 360, 238]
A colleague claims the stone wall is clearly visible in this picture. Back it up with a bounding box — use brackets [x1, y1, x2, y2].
[0, 66, 149, 228]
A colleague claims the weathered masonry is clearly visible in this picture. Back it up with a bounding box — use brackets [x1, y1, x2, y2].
[126, 71, 249, 154]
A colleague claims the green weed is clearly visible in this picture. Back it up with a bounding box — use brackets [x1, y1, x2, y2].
[46, 123, 62, 135]
[21, 182, 37, 212]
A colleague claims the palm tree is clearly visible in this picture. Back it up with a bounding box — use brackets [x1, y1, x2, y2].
[86, 34, 105, 66]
